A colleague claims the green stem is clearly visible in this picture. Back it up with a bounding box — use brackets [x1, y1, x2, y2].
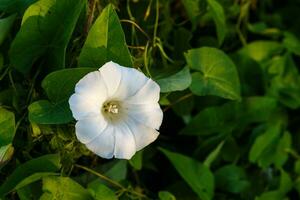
[74, 164, 125, 189]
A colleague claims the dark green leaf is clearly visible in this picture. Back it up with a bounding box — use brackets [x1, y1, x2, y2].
[79, 4, 132, 68]
[104, 160, 127, 182]
[0, 0, 37, 13]
[0, 154, 61, 196]
[42, 68, 95, 102]
[160, 148, 214, 200]
[129, 150, 143, 170]
[215, 165, 250, 194]
[185, 47, 240, 100]
[0, 14, 16, 45]
[249, 123, 282, 168]
[182, 97, 277, 136]
[87, 180, 117, 200]
[181, 0, 203, 27]
[28, 68, 94, 124]
[156, 67, 191, 93]
[28, 100, 72, 124]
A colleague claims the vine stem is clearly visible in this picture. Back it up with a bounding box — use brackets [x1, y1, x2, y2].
[74, 164, 125, 189]
[74, 164, 149, 199]
[163, 93, 193, 112]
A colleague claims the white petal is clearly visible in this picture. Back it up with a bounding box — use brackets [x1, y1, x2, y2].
[75, 71, 107, 104]
[85, 125, 115, 159]
[113, 122, 136, 159]
[69, 93, 100, 120]
[99, 61, 122, 97]
[107, 63, 148, 99]
[123, 103, 163, 130]
[125, 117, 159, 151]
[124, 79, 160, 104]
[75, 116, 107, 144]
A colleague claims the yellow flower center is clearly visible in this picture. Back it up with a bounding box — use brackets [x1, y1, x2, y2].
[102, 101, 122, 122]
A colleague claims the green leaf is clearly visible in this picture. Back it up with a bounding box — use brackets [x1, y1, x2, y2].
[0, 154, 61, 196]
[9, 0, 85, 74]
[268, 54, 300, 109]
[160, 148, 214, 200]
[79, 4, 132, 68]
[129, 150, 143, 170]
[215, 165, 250, 194]
[40, 176, 93, 200]
[283, 32, 300, 56]
[238, 41, 283, 62]
[279, 169, 292, 194]
[185, 47, 240, 100]
[274, 132, 291, 168]
[42, 68, 95, 102]
[255, 191, 282, 200]
[0, 14, 16, 46]
[182, 97, 276, 136]
[156, 67, 191, 93]
[104, 160, 127, 182]
[28, 100, 72, 124]
[249, 123, 282, 167]
[204, 141, 224, 168]
[0, 108, 15, 146]
[0, 0, 37, 13]
[0, 144, 14, 169]
[28, 68, 94, 124]
[159, 191, 176, 200]
[181, 0, 203, 27]
[87, 180, 117, 200]
[206, 0, 226, 45]
[14, 172, 58, 191]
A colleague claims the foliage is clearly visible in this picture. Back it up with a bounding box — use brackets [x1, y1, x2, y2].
[1, 0, 300, 199]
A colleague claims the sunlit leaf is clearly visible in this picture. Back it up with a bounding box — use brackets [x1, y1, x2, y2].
[0, 108, 15, 146]
[79, 4, 132, 68]
[10, 0, 84, 74]
[40, 176, 93, 200]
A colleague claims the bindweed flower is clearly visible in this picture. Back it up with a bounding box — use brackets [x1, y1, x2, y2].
[69, 61, 163, 159]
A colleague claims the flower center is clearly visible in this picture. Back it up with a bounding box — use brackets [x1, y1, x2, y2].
[102, 101, 122, 122]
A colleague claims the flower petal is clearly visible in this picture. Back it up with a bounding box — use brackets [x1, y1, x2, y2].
[99, 61, 122, 97]
[123, 103, 163, 130]
[113, 122, 136, 159]
[109, 63, 148, 99]
[75, 115, 107, 144]
[69, 93, 100, 120]
[124, 79, 160, 104]
[85, 125, 115, 159]
[125, 117, 159, 151]
[75, 71, 107, 104]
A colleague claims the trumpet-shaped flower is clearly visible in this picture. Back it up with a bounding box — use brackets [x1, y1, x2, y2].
[69, 61, 163, 159]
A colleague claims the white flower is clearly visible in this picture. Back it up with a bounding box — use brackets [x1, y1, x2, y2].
[69, 61, 163, 159]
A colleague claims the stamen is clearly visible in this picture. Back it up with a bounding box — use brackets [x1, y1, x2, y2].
[108, 104, 118, 114]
